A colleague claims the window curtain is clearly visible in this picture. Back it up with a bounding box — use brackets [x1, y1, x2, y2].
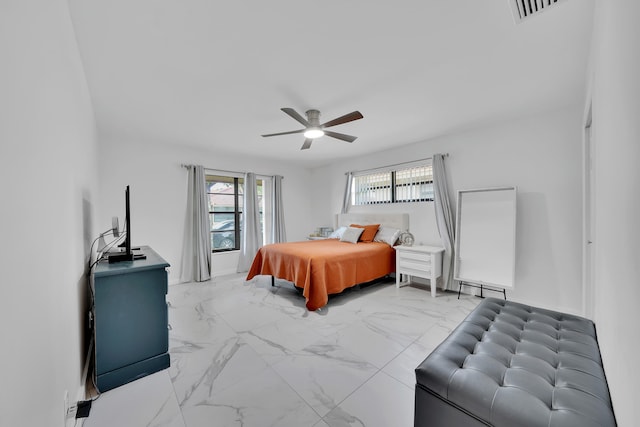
[432, 154, 455, 291]
[341, 172, 353, 214]
[272, 175, 286, 243]
[237, 172, 263, 272]
[180, 165, 211, 282]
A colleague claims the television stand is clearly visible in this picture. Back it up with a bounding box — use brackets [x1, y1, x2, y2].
[92, 246, 169, 392]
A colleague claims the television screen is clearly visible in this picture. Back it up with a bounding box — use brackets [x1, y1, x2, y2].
[108, 185, 137, 263]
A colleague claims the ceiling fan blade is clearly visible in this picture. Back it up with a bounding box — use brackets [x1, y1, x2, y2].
[281, 108, 310, 127]
[324, 130, 357, 143]
[301, 139, 313, 150]
[262, 129, 305, 137]
[321, 111, 363, 128]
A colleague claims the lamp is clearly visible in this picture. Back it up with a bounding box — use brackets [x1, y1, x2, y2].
[304, 127, 324, 139]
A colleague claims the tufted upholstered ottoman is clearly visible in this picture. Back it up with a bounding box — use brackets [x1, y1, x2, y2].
[414, 298, 616, 427]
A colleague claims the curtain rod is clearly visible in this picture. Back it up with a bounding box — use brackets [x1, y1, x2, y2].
[346, 153, 448, 176]
[181, 164, 241, 175]
[180, 164, 282, 179]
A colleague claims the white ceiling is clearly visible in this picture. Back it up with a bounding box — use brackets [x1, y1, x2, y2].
[69, 0, 595, 168]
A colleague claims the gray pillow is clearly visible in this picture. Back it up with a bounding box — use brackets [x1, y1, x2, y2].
[328, 226, 347, 239]
[340, 226, 364, 243]
[374, 227, 401, 246]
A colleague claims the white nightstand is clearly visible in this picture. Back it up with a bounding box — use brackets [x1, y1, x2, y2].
[395, 245, 445, 297]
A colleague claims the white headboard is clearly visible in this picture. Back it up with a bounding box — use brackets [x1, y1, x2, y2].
[337, 213, 409, 231]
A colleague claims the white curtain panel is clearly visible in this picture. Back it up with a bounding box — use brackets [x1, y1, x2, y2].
[341, 172, 353, 214]
[433, 154, 456, 291]
[180, 165, 211, 283]
[272, 175, 287, 243]
[237, 172, 263, 272]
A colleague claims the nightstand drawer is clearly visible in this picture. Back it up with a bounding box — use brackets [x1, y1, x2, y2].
[398, 259, 431, 272]
[401, 266, 433, 276]
[399, 250, 429, 262]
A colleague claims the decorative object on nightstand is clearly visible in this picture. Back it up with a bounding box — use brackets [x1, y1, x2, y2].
[395, 245, 444, 297]
[307, 235, 328, 240]
[319, 227, 333, 237]
[399, 230, 415, 246]
[308, 226, 333, 240]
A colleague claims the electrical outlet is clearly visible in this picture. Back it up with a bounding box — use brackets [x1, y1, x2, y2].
[64, 390, 78, 420]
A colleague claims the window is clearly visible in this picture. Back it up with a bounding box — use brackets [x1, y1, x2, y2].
[352, 161, 433, 206]
[353, 171, 392, 205]
[206, 174, 263, 252]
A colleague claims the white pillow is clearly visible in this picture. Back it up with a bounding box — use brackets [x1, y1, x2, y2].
[328, 226, 347, 239]
[374, 227, 401, 246]
[340, 226, 364, 244]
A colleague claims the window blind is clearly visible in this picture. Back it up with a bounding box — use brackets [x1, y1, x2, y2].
[351, 159, 434, 205]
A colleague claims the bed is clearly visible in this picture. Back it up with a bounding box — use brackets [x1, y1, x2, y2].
[246, 213, 409, 310]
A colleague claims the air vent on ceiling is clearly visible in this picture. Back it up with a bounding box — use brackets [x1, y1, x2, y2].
[509, 0, 567, 24]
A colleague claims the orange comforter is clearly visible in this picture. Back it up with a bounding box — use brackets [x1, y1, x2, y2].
[246, 239, 396, 310]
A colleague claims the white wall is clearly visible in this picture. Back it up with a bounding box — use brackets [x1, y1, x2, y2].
[311, 107, 584, 314]
[590, 1, 640, 425]
[0, 1, 99, 426]
[97, 135, 313, 281]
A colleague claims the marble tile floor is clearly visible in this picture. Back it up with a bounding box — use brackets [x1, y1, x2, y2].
[84, 273, 480, 427]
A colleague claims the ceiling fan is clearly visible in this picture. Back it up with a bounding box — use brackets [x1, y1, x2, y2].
[262, 108, 364, 150]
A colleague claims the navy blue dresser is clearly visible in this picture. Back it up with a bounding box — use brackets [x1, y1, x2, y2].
[92, 246, 170, 392]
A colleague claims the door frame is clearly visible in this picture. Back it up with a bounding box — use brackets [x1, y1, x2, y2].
[582, 103, 595, 319]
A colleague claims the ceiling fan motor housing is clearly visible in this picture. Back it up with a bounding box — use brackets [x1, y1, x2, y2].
[305, 109, 321, 126]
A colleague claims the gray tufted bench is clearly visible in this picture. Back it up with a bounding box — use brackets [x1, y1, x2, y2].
[414, 298, 616, 427]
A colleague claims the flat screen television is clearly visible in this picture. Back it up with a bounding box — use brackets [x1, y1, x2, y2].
[108, 185, 143, 263]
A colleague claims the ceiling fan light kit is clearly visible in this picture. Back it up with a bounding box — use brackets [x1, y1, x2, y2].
[262, 108, 363, 150]
[304, 128, 324, 139]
